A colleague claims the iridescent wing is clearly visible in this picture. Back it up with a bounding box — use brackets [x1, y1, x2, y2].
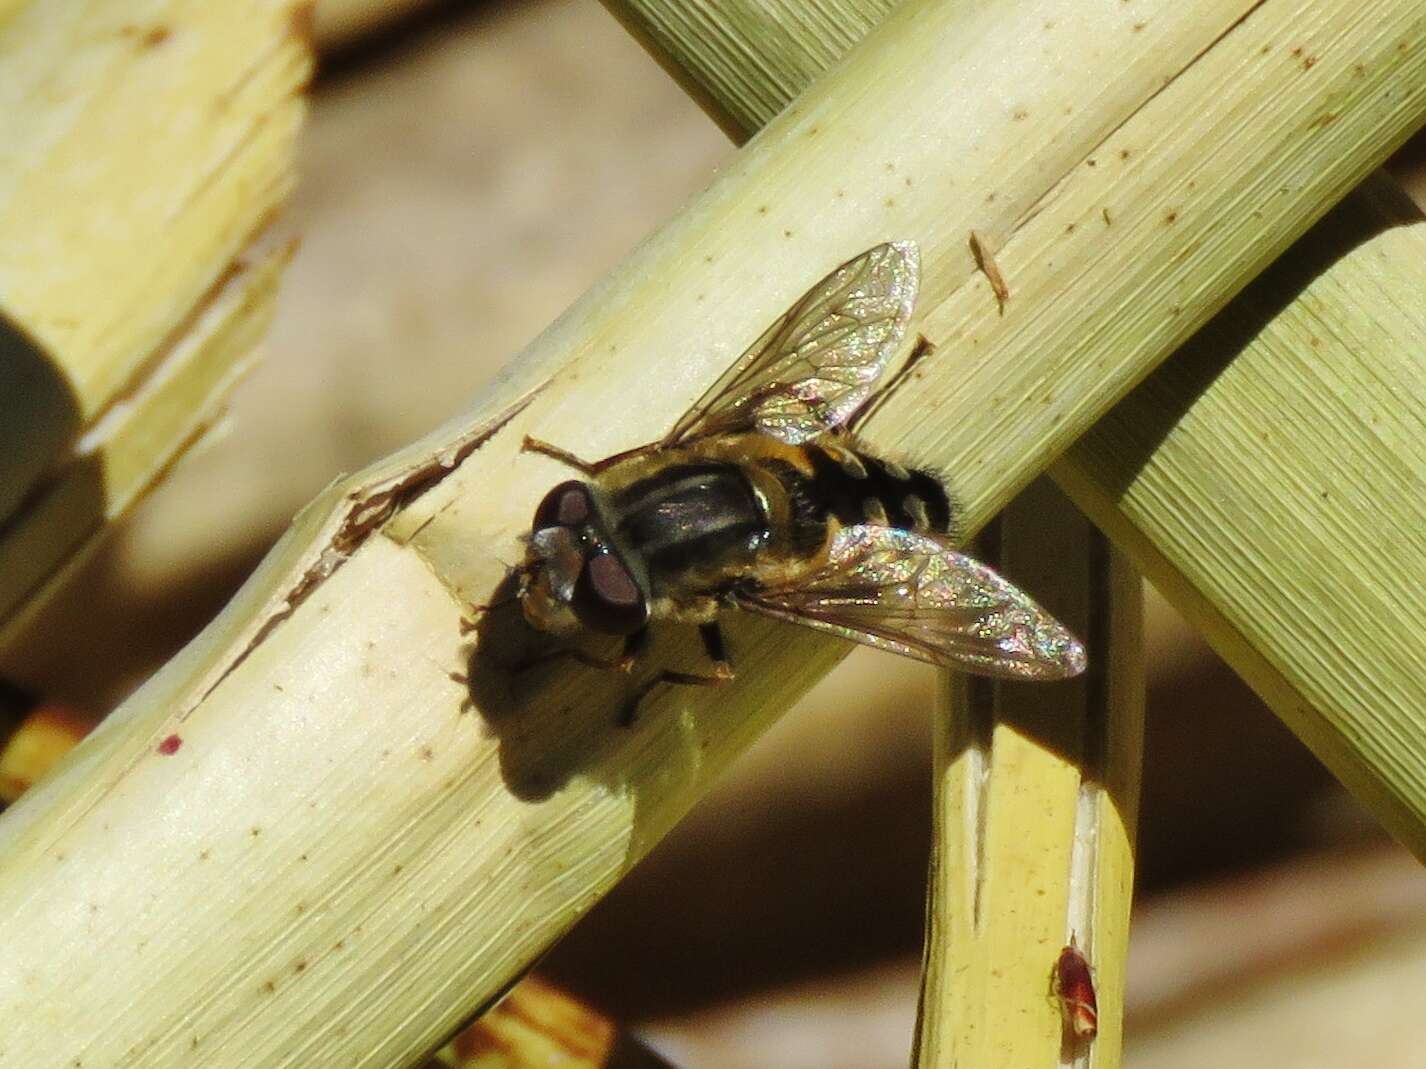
[734, 525, 1087, 680]
[665, 241, 919, 446]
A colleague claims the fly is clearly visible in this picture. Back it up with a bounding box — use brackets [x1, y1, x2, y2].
[515, 241, 1086, 721]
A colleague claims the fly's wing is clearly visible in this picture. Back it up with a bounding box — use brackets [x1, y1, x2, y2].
[735, 525, 1087, 680]
[665, 241, 919, 446]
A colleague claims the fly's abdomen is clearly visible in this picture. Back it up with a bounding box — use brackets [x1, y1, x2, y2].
[801, 443, 955, 535]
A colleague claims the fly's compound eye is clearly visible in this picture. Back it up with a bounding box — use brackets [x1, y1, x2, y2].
[532, 480, 592, 534]
[573, 551, 649, 635]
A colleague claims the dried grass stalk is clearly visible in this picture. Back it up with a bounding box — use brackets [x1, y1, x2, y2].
[0, 0, 309, 642]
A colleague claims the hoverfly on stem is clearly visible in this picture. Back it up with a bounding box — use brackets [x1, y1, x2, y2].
[509, 241, 1085, 723]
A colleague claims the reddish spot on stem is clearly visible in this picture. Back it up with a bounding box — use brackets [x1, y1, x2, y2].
[157, 734, 183, 756]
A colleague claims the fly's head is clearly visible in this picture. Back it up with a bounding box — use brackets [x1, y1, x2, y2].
[522, 480, 650, 638]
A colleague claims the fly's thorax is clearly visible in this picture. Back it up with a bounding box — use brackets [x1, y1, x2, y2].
[661, 433, 828, 560]
[599, 449, 773, 594]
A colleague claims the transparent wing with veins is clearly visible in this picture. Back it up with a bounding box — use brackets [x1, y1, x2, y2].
[665, 241, 920, 445]
[735, 525, 1087, 680]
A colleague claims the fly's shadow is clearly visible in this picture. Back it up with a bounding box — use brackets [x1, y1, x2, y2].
[460, 571, 730, 802]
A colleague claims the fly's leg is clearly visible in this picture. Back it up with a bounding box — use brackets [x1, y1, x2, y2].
[698, 621, 732, 677]
[461, 564, 531, 633]
[620, 624, 735, 727]
[510, 628, 647, 677]
[620, 668, 732, 727]
[522, 435, 654, 475]
[510, 645, 631, 677]
[621, 626, 649, 670]
[521, 436, 601, 474]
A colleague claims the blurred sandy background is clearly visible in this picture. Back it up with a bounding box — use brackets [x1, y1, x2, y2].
[7, 1, 1426, 1065]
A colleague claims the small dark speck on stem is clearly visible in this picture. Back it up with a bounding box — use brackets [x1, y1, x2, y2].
[1165, 211, 1179, 224]
[1102, 208, 1112, 225]
[120, 24, 170, 48]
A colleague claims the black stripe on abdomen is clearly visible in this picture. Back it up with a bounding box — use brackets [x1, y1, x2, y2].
[805, 446, 953, 534]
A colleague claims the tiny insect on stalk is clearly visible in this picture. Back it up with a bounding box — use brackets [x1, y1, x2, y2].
[511, 242, 1086, 719]
[1053, 942, 1099, 1042]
